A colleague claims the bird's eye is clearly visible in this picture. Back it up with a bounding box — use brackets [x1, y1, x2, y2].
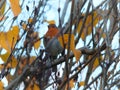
[52, 26, 55, 28]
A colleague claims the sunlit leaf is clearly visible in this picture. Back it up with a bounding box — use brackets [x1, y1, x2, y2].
[102, 33, 106, 38]
[0, 52, 18, 68]
[58, 34, 81, 61]
[0, 81, 4, 90]
[0, 0, 6, 21]
[69, 79, 74, 88]
[11, 55, 18, 68]
[0, 52, 10, 62]
[26, 83, 40, 90]
[22, 23, 27, 30]
[0, 26, 19, 52]
[73, 49, 81, 62]
[79, 81, 85, 86]
[93, 56, 103, 70]
[77, 11, 102, 40]
[0, 64, 4, 70]
[0, 1, 6, 15]
[29, 56, 36, 65]
[9, 0, 21, 16]
[65, 79, 74, 90]
[33, 84, 40, 90]
[44, 20, 56, 25]
[58, 34, 75, 50]
[6, 26, 19, 51]
[34, 40, 40, 50]
[28, 18, 33, 24]
[88, 55, 103, 70]
[0, 32, 7, 51]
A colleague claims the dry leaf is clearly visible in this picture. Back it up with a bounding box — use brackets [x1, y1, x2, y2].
[0, 0, 6, 15]
[88, 55, 103, 70]
[73, 49, 81, 62]
[0, 64, 4, 70]
[33, 84, 40, 90]
[44, 20, 56, 25]
[22, 23, 27, 30]
[69, 79, 74, 88]
[28, 18, 33, 24]
[93, 56, 102, 70]
[10, 0, 21, 16]
[34, 40, 40, 50]
[0, 81, 4, 90]
[102, 33, 106, 38]
[79, 81, 85, 86]
[58, 34, 81, 61]
[77, 11, 102, 40]
[0, 52, 18, 68]
[0, 0, 6, 21]
[65, 79, 74, 90]
[0, 26, 19, 52]
[26, 83, 40, 90]
[29, 56, 36, 65]
[58, 34, 75, 50]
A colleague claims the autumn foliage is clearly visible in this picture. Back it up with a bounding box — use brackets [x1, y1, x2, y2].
[0, 0, 120, 90]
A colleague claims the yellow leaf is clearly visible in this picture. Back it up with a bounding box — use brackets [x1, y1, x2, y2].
[65, 79, 74, 90]
[77, 11, 102, 40]
[102, 33, 106, 38]
[69, 79, 74, 88]
[0, 81, 4, 90]
[11, 55, 18, 68]
[26, 83, 40, 90]
[58, 34, 75, 50]
[28, 18, 33, 24]
[0, 26, 19, 52]
[34, 40, 40, 50]
[10, 0, 21, 16]
[0, 0, 6, 15]
[93, 56, 102, 70]
[0, 52, 18, 68]
[6, 26, 19, 51]
[0, 0, 6, 21]
[58, 34, 81, 61]
[93, 58, 99, 70]
[29, 56, 36, 65]
[0, 32, 7, 51]
[88, 55, 103, 70]
[73, 49, 81, 62]
[0, 64, 4, 70]
[33, 84, 40, 90]
[22, 23, 27, 30]
[0, 52, 10, 62]
[44, 20, 56, 25]
[79, 81, 85, 86]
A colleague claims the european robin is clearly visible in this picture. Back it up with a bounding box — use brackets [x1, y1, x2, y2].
[43, 20, 63, 68]
[43, 20, 63, 73]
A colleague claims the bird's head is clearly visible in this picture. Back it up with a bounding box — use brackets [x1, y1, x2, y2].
[44, 20, 59, 39]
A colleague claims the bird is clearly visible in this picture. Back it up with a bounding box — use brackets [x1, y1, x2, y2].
[43, 20, 63, 71]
